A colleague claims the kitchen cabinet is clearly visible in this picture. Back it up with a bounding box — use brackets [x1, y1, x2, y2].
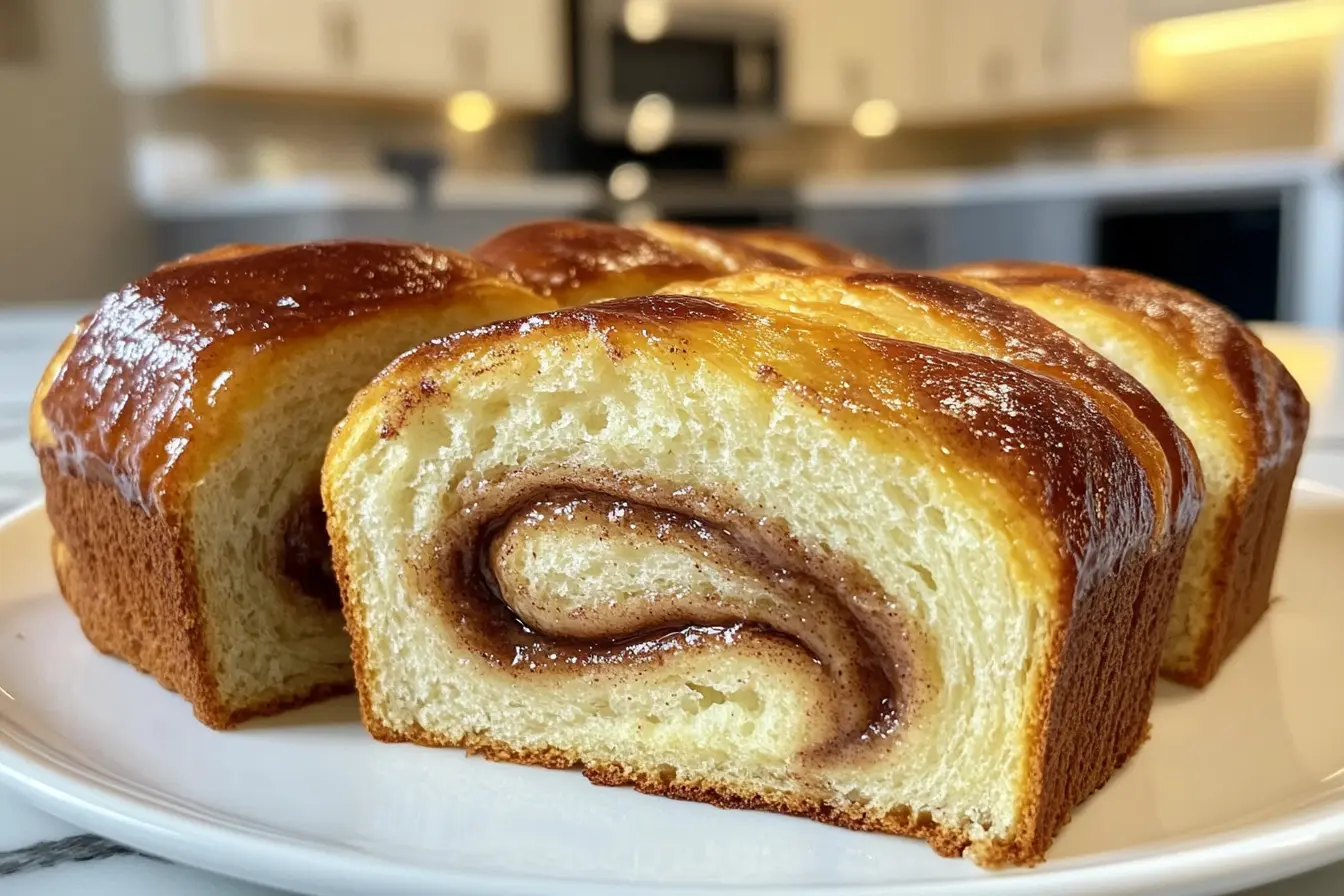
[465, 0, 566, 110]
[1130, 0, 1272, 24]
[923, 0, 1140, 122]
[778, 0, 1141, 128]
[102, 0, 565, 110]
[779, 0, 936, 125]
[200, 0, 340, 88]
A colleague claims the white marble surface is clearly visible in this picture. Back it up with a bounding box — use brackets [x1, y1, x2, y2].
[798, 150, 1339, 207]
[0, 304, 1342, 895]
[138, 172, 601, 219]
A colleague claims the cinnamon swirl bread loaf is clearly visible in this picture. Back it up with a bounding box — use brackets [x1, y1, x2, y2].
[738, 229, 1308, 685]
[30, 241, 552, 728]
[936, 262, 1308, 686]
[324, 271, 1181, 864]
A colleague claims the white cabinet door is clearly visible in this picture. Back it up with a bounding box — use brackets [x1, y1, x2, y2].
[200, 0, 346, 87]
[356, 0, 563, 108]
[929, 0, 1036, 113]
[924, 0, 1140, 121]
[348, 0, 465, 96]
[471, 0, 566, 109]
[866, 0, 939, 119]
[782, 0, 935, 125]
[110, 0, 567, 108]
[780, 0, 859, 122]
[1046, 0, 1137, 103]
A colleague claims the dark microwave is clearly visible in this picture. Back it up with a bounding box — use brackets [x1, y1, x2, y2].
[575, 0, 784, 144]
[1096, 194, 1283, 322]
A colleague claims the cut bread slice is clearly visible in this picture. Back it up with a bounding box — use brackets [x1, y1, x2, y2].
[938, 261, 1309, 685]
[324, 291, 1167, 866]
[31, 240, 553, 728]
[723, 226, 1308, 686]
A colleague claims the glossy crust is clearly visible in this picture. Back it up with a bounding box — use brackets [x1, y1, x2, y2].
[714, 228, 1307, 685]
[940, 261, 1309, 685]
[38, 240, 522, 507]
[327, 294, 1163, 864]
[731, 228, 891, 269]
[469, 219, 800, 306]
[31, 240, 551, 727]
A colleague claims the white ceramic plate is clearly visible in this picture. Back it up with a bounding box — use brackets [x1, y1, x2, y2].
[1, 464, 1344, 896]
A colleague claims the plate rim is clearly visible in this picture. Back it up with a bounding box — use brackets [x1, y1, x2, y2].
[2, 498, 1344, 896]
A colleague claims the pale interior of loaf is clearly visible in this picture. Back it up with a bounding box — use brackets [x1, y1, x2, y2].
[999, 298, 1238, 671]
[330, 331, 1063, 844]
[190, 302, 544, 715]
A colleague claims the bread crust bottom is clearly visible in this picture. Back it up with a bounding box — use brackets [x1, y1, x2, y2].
[40, 453, 349, 730]
[360, 713, 1148, 868]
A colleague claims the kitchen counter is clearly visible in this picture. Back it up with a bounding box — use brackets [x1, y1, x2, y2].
[140, 172, 601, 219]
[799, 150, 1340, 207]
[1, 305, 1342, 895]
[140, 172, 604, 262]
[799, 150, 1344, 330]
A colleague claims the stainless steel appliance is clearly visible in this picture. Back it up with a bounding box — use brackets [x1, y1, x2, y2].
[1096, 196, 1283, 323]
[575, 0, 784, 144]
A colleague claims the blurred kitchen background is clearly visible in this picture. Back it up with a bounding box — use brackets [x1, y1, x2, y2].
[4, 0, 1344, 327]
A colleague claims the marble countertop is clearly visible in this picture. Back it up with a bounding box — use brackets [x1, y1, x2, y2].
[799, 150, 1340, 208]
[1, 304, 1342, 895]
[139, 172, 602, 219]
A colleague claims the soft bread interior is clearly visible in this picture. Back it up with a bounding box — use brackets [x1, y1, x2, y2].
[327, 326, 1063, 845]
[949, 285, 1239, 672]
[190, 297, 551, 714]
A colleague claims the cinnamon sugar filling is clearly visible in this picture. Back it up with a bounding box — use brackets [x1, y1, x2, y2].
[418, 468, 935, 760]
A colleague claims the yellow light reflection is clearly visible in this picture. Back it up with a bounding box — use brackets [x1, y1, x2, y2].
[446, 91, 497, 133]
[1140, 0, 1344, 57]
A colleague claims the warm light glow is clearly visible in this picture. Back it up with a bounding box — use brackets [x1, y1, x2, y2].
[626, 93, 675, 153]
[608, 161, 650, 201]
[623, 0, 669, 43]
[616, 200, 659, 225]
[851, 99, 900, 138]
[446, 90, 497, 133]
[1140, 0, 1344, 56]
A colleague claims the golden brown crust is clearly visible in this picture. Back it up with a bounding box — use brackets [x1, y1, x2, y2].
[730, 228, 891, 270]
[939, 261, 1310, 684]
[32, 239, 551, 727]
[470, 220, 721, 306]
[40, 239, 527, 509]
[39, 451, 223, 726]
[469, 219, 800, 308]
[672, 267, 1202, 543]
[41, 452, 354, 729]
[635, 221, 806, 271]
